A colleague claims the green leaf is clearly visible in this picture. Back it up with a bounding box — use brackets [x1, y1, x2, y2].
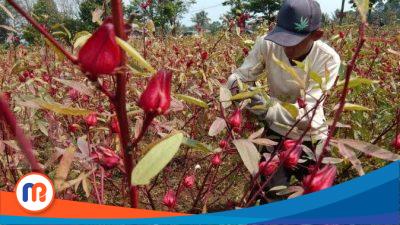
[175, 94, 208, 109]
[232, 139, 261, 176]
[32, 99, 92, 116]
[334, 103, 371, 112]
[336, 77, 378, 89]
[131, 133, 184, 185]
[230, 90, 260, 101]
[73, 33, 91, 49]
[309, 71, 322, 87]
[354, 0, 369, 22]
[272, 54, 305, 89]
[182, 137, 213, 152]
[115, 37, 156, 73]
[208, 117, 227, 137]
[281, 102, 299, 119]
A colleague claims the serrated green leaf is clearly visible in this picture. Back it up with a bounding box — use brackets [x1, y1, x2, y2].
[132, 133, 184, 185]
[175, 94, 208, 109]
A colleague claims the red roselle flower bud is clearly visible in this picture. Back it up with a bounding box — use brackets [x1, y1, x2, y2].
[303, 165, 337, 194]
[259, 157, 280, 176]
[211, 153, 222, 166]
[201, 51, 209, 61]
[91, 147, 120, 170]
[78, 21, 121, 78]
[392, 134, 400, 150]
[85, 112, 98, 127]
[68, 88, 79, 101]
[279, 139, 302, 169]
[110, 117, 120, 133]
[228, 109, 242, 129]
[163, 189, 177, 209]
[138, 70, 172, 115]
[339, 31, 345, 39]
[297, 97, 307, 109]
[219, 139, 228, 149]
[183, 175, 195, 188]
[68, 124, 80, 133]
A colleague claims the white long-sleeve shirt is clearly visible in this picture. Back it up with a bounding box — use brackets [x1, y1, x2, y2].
[227, 35, 341, 141]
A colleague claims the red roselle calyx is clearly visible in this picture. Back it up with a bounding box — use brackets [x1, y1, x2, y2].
[85, 112, 98, 127]
[183, 175, 195, 188]
[279, 139, 302, 169]
[219, 139, 228, 149]
[68, 124, 79, 133]
[91, 147, 120, 170]
[78, 21, 122, 79]
[163, 189, 177, 209]
[211, 153, 222, 166]
[303, 164, 337, 194]
[259, 157, 280, 176]
[228, 109, 242, 129]
[201, 51, 209, 61]
[297, 97, 307, 109]
[392, 134, 400, 150]
[138, 70, 172, 116]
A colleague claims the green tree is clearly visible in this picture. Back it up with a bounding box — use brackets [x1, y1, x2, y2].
[127, 0, 195, 35]
[23, 0, 61, 43]
[222, 0, 281, 22]
[191, 10, 210, 28]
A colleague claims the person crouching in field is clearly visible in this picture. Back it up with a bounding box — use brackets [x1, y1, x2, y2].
[226, 0, 341, 203]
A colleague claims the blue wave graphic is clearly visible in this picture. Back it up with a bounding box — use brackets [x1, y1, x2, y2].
[1, 161, 399, 224]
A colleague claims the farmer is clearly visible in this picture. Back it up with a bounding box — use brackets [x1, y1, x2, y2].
[226, 0, 341, 201]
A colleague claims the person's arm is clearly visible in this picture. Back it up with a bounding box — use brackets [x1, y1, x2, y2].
[226, 36, 266, 92]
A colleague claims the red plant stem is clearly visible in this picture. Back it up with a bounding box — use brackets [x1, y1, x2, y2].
[109, 0, 139, 208]
[305, 22, 367, 190]
[0, 94, 43, 173]
[6, 0, 77, 64]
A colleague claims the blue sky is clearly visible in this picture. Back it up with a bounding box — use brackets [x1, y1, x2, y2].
[123, 0, 353, 26]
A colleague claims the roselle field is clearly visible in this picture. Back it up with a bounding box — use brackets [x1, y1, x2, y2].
[0, 0, 399, 213]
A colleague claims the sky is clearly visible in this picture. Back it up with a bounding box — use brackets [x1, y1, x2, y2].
[122, 0, 354, 26]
